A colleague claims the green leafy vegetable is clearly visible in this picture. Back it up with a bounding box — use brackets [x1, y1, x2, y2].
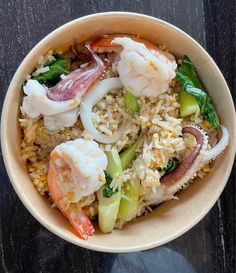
[120, 134, 143, 170]
[104, 170, 113, 184]
[176, 71, 207, 109]
[124, 90, 139, 117]
[102, 186, 113, 198]
[178, 55, 203, 89]
[176, 56, 219, 131]
[32, 55, 69, 86]
[102, 171, 113, 198]
[102, 171, 118, 198]
[158, 158, 178, 173]
[98, 148, 123, 233]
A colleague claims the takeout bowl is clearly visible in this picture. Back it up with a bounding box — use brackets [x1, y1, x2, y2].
[1, 12, 236, 252]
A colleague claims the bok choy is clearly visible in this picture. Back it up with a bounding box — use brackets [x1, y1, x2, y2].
[118, 135, 143, 222]
[176, 56, 219, 131]
[32, 55, 69, 86]
[98, 148, 122, 233]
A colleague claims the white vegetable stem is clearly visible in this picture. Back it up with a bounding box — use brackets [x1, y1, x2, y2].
[80, 78, 128, 144]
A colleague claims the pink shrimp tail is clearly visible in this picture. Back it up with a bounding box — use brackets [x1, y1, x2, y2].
[57, 199, 95, 240]
[47, 160, 95, 240]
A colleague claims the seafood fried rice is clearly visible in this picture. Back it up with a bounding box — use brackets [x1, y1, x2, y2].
[19, 34, 229, 239]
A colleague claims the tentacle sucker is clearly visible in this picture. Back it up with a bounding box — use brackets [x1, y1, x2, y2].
[205, 125, 229, 163]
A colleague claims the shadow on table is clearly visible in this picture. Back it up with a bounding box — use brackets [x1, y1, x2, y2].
[107, 247, 196, 273]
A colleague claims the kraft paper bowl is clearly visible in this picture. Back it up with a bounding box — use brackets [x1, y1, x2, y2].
[1, 12, 236, 252]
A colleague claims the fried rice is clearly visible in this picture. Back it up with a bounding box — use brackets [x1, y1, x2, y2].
[19, 46, 216, 219]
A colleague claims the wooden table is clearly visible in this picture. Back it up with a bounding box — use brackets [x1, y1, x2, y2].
[0, 1, 235, 272]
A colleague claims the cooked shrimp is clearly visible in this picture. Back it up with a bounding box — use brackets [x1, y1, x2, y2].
[91, 34, 160, 52]
[47, 138, 107, 239]
[112, 37, 177, 97]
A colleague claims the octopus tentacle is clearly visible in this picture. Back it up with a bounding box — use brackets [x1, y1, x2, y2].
[145, 126, 208, 203]
[161, 126, 208, 189]
[204, 125, 229, 163]
[145, 125, 229, 205]
[47, 45, 108, 101]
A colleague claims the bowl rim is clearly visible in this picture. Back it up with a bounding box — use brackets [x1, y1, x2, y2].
[1, 11, 236, 253]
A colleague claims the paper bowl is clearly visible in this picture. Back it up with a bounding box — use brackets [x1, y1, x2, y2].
[1, 12, 236, 253]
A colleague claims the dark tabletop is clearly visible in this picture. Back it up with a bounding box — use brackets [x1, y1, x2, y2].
[0, 1, 235, 273]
